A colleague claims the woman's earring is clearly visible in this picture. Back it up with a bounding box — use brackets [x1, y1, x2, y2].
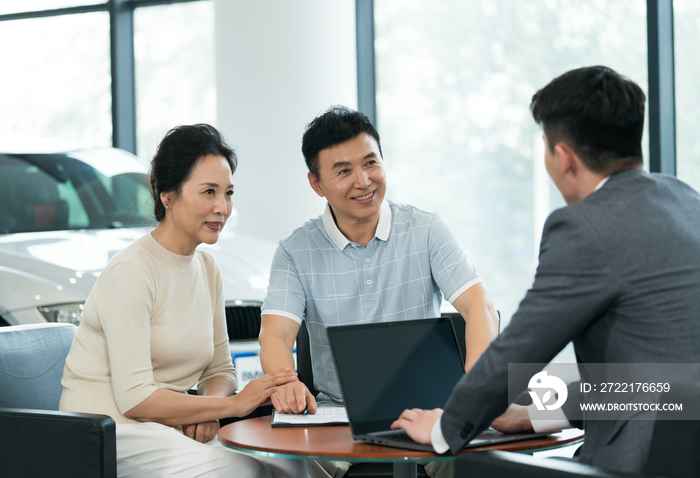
[164, 204, 169, 209]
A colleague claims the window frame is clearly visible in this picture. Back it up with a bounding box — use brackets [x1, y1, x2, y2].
[0, 0, 205, 155]
[357, 0, 677, 175]
[0, 0, 682, 174]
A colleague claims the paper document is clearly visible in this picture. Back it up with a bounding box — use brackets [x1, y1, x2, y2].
[271, 406, 349, 427]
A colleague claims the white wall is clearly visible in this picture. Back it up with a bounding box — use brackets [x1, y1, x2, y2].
[214, 0, 358, 242]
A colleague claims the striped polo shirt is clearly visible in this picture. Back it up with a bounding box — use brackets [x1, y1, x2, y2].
[262, 200, 482, 403]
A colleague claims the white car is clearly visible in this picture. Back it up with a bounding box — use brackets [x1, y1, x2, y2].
[0, 145, 274, 387]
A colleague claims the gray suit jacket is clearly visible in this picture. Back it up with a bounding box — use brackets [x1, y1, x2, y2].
[441, 169, 700, 473]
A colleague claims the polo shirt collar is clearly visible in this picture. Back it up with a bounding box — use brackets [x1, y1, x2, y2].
[322, 200, 392, 250]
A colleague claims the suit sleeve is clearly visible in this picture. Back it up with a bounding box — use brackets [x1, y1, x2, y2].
[440, 207, 621, 452]
[561, 381, 585, 429]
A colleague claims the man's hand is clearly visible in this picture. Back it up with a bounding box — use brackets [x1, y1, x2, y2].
[270, 380, 318, 414]
[490, 404, 534, 434]
[390, 408, 443, 445]
[183, 420, 220, 443]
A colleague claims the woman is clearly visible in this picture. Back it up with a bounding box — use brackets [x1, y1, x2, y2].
[60, 124, 306, 478]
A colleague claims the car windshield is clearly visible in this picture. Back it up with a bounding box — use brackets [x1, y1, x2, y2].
[0, 150, 156, 234]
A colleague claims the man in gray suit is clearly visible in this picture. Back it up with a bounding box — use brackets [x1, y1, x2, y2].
[391, 65, 700, 474]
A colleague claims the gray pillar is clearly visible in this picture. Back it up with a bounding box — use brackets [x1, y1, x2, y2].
[110, 0, 136, 154]
[647, 0, 676, 175]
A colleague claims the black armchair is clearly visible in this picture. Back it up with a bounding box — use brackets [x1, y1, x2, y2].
[0, 323, 116, 478]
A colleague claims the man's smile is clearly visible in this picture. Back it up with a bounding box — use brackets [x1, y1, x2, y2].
[352, 190, 375, 202]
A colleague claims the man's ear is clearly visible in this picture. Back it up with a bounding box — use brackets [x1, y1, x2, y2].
[308, 172, 325, 198]
[553, 142, 580, 177]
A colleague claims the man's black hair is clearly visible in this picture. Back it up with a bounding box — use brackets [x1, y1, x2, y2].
[531, 65, 646, 175]
[301, 105, 382, 178]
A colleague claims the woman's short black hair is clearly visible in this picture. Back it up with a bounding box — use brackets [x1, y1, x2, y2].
[148, 123, 237, 221]
[301, 105, 382, 178]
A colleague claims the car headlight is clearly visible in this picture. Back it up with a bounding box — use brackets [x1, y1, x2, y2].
[38, 303, 84, 325]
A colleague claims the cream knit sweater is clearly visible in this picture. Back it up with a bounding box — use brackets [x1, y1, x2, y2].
[59, 232, 236, 424]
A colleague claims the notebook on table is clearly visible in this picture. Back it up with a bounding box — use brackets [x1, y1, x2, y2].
[327, 317, 547, 452]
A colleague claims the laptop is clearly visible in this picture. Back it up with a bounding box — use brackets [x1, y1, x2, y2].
[327, 317, 548, 452]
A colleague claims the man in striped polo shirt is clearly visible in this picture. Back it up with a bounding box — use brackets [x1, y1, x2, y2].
[259, 105, 499, 415]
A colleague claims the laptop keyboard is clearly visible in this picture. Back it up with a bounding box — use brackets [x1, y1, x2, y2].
[369, 429, 417, 444]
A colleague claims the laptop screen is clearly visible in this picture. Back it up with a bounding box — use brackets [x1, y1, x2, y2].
[327, 317, 465, 435]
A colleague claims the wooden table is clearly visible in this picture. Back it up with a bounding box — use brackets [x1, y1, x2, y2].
[219, 416, 584, 478]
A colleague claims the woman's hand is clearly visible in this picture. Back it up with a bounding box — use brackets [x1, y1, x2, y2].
[183, 420, 220, 443]
[231, 368, 298, 417]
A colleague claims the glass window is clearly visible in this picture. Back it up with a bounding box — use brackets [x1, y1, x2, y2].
[0, 150, 154, 234]
[374, 0, 648, 332]
[0, 12, 112, 147]
[134, 1, 216, 162]
[0, 1, 106, 16]
[674, 0, 700, 191]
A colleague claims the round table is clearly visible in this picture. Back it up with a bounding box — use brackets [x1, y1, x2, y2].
[218, 416, 584, 478]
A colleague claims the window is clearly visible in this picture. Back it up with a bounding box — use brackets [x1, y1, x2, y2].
[374, 0, 648, 329]
[0, 12, 111, 146]
[0, 150, 153, 234]
[0, 1, 106, 15]
[674, 0, 700, 191]
[0, 0, 211, 158]
[134, 1, 216, 161]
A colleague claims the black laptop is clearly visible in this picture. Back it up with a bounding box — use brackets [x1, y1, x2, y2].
[327, 317, 547, 452]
